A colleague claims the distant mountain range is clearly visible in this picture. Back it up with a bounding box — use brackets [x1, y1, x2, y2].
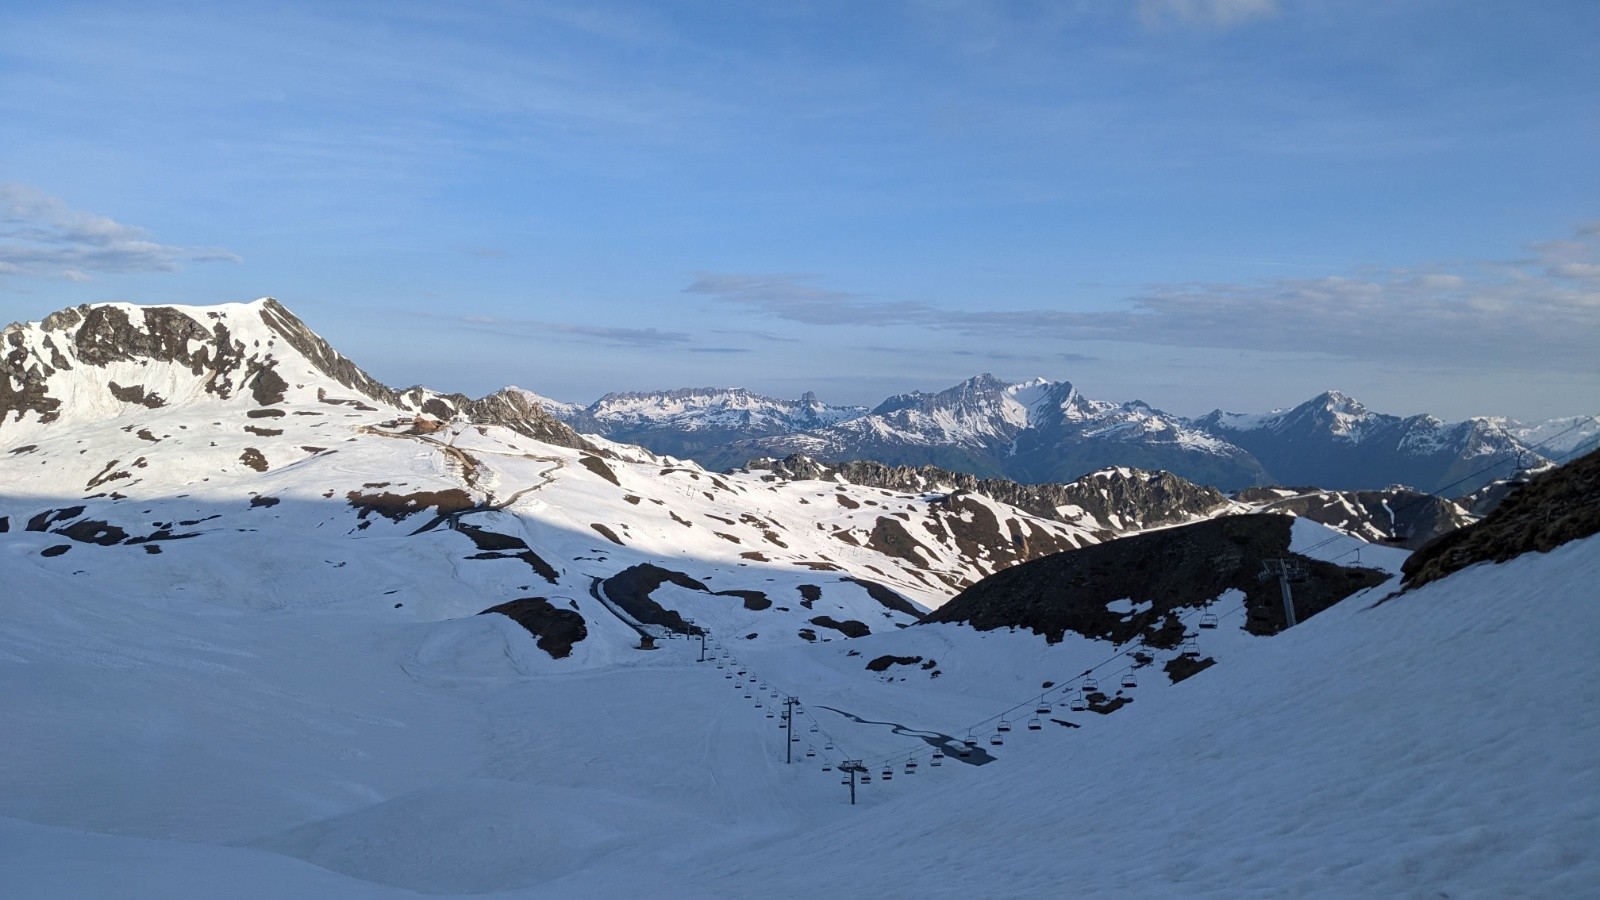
[520, 376, 1597, 496]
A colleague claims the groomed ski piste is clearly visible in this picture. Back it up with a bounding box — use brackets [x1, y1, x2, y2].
[2, 300, 1595, 897]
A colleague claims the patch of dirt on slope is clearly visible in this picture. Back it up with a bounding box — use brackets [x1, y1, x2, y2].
[346, 488, 474, 523]
[479, 598, 588, 659]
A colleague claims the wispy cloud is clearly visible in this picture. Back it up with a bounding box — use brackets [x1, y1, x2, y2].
[457, 314, 691, 348]
[690, 224, 1600, 372]
[683, 272, 921, 325]
[0, 183, 239, 281]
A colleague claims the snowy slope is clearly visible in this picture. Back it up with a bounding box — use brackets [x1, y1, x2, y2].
[3, 518, 1592, 897]
[3, 299, 1593, 898]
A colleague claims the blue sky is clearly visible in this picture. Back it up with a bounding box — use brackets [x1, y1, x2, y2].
[1, 0, 1596, 421]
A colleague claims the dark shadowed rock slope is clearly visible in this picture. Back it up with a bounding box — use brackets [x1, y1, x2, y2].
[1402, 448, 1600, 591]
[926, 514, 1388, 642]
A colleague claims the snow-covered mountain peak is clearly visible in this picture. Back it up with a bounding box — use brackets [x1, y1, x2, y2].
[585, 386, 864, 433]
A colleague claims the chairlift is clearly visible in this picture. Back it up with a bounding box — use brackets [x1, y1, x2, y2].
[1035, 703, 1052, 716]
[825, 742, 835, 751]
[882, 768, 893, 781]
[997, 720, 1011, 733]
[1181, 637, 1200, 658]
[823, 763, 833, 772]
[1027, 718, 1042, 731]
[1509, 451, 1535, 486]
[860, 773, 872, 784]
[1199, 613, 1218, 630]
[1121, 671, 1137, 689]
[806, 749, 816, 758]
[990, 734, 1004, 746]
[905, 761, 918, 774]
[1070, 693, 1087, 712]
[930, 754, 943, 767]
[1083, 677, 1099, 693]
[810, 725, 819, 733]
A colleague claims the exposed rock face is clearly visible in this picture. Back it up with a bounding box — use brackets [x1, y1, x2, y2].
[1234, 485, 1475, 549]
[1401, 448, 1600, 591]
[746, 454, 1233, 535]
[3, 298, 598, 452]
[925, 514, 1388, 642]
[1196, 390, 1536, 496]
[398, 387, 595, 451]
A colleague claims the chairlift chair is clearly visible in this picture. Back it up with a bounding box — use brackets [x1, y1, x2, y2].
[882, 768, 893, 781]
[1070, 693, 1087, 712]
[1035, 703, 1052, 716]
[1199, 613, 1218, 629]
[860, 773, 872, 784]
[990, 734, 1004, 746]
[997, 720, 1011, 733]
[1027, 718, 1042, 731]
[1121, 671, 1137, 689]
[1083, 677, 1099, 693]
[1182, 637, 1200, 658]
[905, 761, 918, 774]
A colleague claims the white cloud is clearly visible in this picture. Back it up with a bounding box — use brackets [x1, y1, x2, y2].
[0, 183, 239, 281]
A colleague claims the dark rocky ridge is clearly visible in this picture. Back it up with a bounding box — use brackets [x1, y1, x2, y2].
[1234, 485, 1474, 549]
[1401, 448, 1600, 591]
[926, 514, 1388, 642]
[746, 454, 1232, 534]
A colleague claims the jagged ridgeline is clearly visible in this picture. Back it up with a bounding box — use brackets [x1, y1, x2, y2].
[926, 514, 1388, 642]
[525, 374, 1585, 496]
[1, 299, 592, 449]
[746, 454, 1234, 535]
